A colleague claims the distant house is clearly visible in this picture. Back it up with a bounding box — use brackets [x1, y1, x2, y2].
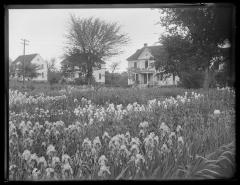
[61, 59, 106, 84]
[127, 43, 179, 87]
[11, 53, 47, 81]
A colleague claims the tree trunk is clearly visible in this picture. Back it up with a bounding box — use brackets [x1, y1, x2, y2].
[86, 63, 93, 86]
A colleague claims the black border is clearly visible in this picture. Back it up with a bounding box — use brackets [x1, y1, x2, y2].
[3, 0, 239, 183]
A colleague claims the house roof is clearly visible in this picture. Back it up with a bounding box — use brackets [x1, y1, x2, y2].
[61, 56, 106, 66]
[127, 45, 166, 61]
[12, 53, 38, 65]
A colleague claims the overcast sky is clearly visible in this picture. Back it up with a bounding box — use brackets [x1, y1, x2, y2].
[9, 8, 165, 72]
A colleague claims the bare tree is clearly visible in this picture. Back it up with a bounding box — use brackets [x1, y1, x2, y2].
[64, 15, 129, 85]
[46, 58, 57, 72]
[110, 61, 120, 74]
[109, 61, 120, 86]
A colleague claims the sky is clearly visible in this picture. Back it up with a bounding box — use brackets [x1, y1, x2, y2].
[9, 8, 165, 72]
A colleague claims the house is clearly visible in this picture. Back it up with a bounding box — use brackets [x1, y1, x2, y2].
[127, 43, 179, 87]
[61, 59, 106, 84]
[10, 53, 47, 81]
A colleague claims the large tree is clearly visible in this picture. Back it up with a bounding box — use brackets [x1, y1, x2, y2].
[156, 4, 234, 88]
[64, 15, 129, 85]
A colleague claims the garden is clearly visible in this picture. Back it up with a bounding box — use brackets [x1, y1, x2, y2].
[9, 86, 235, 180]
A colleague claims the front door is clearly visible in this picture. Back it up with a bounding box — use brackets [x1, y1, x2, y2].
[144, 74, 147, 84]
[148, 73, 152, 85]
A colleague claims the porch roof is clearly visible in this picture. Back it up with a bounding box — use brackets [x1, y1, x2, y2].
[128, 67, 155, 73]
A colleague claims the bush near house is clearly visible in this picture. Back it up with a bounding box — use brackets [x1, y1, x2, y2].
[48, 71, 62, 85]
[105, 72, 128, 88]
[179, 71, 205, 89]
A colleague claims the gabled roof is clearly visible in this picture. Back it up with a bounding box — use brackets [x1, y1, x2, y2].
[12, 53, 38, 65]
[127, 45, 166, 61]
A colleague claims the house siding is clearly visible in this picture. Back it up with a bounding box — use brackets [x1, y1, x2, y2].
[93, 68, 105, 83]
[31, 55, 48, 81]
[11, 54, 48, 82]
[70, 64, 106, 83]
[127, 45, 179, 87]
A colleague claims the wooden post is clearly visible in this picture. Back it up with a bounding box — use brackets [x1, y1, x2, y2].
[20, 39, 29, 86]
[147, 73, 148, 85]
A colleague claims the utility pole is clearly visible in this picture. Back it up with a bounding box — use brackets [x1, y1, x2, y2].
[20, 39, 29, 85]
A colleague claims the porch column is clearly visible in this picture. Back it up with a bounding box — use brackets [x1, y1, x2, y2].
[147, 73, 148, 85]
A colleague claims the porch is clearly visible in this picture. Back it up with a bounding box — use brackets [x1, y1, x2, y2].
[134, 73, 156, 87]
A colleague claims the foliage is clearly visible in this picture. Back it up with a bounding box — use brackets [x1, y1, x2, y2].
[117, 72, 128, 88]
[158, 35, 199, 75]
[45, 58, 61, 85]
[64, 16, 129, 84]
[9, 80, 186, 105]
[73, 76, 88, 86]
[60, 60, 74, 78]
[9, 87, 235, 180]
[105, 71, 128, 88]
[9, 58, 15, 77]
[157, 5, 234, 89]
[17, 62, 41, 80]
[178, 71, 205, 89]
[48, 71, 62, 85]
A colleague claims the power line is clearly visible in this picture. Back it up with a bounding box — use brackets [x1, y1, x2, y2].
[20, 39, 30, 85]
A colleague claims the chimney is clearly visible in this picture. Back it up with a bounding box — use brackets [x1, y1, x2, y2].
[144, 43, 148, 47]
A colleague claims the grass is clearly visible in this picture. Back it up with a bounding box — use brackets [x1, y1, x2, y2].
[10, 79, 189, 105]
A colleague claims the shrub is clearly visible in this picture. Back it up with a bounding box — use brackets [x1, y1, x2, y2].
[214, 71, 232, 88]
[179, 71, 205, 89]
[48, 71, 61, 85]
[74, 76, 87, 85]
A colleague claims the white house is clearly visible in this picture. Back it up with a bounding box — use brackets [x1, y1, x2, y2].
[11, 53, 48, 81]
[127, 43, 179, 87]
[61, 59, 106, 84]
[92, 65, 106, 83]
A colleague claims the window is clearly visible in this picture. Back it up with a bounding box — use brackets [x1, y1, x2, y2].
[134, 62, 137, 68]
[42, 72, 44, 78]
[149, 62, 154, 68]
[41, 64, 44, 69]
[145, 60, 148, 69]
[99, 73, 101, 80]
[135, 74, 139, 83]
